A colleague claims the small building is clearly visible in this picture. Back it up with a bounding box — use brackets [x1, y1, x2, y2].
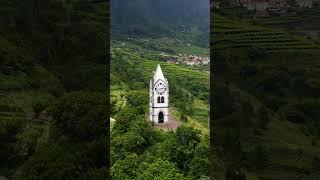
[237, 0, 270, 11]
[296, 0, 313, 8]
[244, 0, 257, 10]
[268, 0, 288, 12]
[255, 10, 270, 17]
[186, 61, 195, 66]
[212, 1, 221, 9]
[236, 0, 289, 15]
[256, 0, 270, 10]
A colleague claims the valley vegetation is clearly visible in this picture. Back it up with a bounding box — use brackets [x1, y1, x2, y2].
[0, 0, 109, 179]
[211, 10, 320, 180]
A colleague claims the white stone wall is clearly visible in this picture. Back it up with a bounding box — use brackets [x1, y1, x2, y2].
[150, 80, 169, 123]
[150, 107, 169, 123]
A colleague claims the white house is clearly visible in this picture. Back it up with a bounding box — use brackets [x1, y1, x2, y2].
[296, 0, 313, 8]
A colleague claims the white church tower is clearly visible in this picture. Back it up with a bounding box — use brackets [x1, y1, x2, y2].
[149, 64, 169, 123]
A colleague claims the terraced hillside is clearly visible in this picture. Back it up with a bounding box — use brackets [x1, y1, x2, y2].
[139, 61, 209, 82]
[212, 14, 320, 52]
[253, 8, 320, 29]
[211, 13, 320, 180]
[0, 75, 28, 134]
[0, 72, 52, 132]
[0, 96, 27, 134]
[112, 48, 209, 85]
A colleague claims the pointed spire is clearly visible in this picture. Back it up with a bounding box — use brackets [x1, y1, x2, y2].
[153, 64, 165, 81]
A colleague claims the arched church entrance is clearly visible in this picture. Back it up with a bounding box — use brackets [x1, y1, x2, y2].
[158, 111, 164, 123]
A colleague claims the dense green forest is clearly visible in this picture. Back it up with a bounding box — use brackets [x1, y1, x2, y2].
[110, 0, 210, 179]
[0, 0, 108, 179]
[211, 10, 320, 180]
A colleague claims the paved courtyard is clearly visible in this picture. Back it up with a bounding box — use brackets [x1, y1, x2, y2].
[152, 115, 180, 131]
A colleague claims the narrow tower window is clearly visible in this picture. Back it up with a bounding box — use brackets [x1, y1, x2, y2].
[161, 96, 164, 103]
[157, 96, 160, 103]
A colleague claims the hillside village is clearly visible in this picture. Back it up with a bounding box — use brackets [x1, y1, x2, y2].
[212, 0, 319, 17]
[159, 52, 210, 66]
[113, 39, 210, 67]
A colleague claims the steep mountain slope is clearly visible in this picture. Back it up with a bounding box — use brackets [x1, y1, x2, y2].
[212, 14, 320, 52]
[111, 0, 210, 47]
[212, 13, 320, 180]
[0, 1, 108, 178]
[215, 6, 320, 41]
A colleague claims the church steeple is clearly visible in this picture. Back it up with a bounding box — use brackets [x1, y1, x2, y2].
[149, 64, 169, 124]
[153, 64, 165, 82]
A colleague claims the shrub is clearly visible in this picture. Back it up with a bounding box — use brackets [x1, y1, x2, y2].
[49, 91, 107, 142]
[32, 94, 54, 118]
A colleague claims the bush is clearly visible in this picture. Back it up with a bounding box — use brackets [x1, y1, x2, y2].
[14, 141, 107, 180]
[49, 91, 107, 142]
[137, 159, 187, 180]
[180, 113, 188, 122]
[32, 94, 53, 118]
[126, 91, 148, 114]
[225, 166, 247, 180]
